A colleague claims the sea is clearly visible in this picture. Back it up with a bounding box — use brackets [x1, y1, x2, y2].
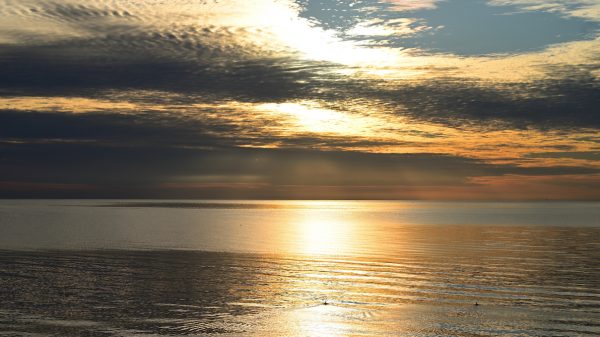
[0, 200, 599, 336]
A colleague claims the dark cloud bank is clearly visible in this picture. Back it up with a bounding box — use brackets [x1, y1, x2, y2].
[2, 39, 599, 129]
[1, 109, 599, 198]
[1, 0, 598, 128]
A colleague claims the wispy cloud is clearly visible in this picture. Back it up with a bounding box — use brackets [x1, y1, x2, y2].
[380, 0, 440, 12]
[488, 0, 600, 21]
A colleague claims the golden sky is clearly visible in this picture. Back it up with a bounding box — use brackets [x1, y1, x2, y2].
[0, 0, 599, 199]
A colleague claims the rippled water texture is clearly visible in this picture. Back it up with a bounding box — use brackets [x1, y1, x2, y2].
[1, 200, 599, 336]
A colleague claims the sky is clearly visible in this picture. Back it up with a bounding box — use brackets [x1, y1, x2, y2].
[0, 0, 599, 200]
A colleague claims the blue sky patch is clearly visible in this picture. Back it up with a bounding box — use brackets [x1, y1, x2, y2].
[297, 0, 599, 55]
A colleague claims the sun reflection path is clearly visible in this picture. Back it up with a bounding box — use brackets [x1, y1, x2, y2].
[299, 217, 350, 256]
[281, 202, 361, 336]
[287, 201, 365, 257]
[285, 304, 356, 337]
[278, 201, 392, 337]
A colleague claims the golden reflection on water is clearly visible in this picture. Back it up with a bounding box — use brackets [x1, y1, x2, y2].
[1, 201, 600, 335]
[276, 201, 367, 256]
[287, 304, 352, 337]
[281, 203, 366, 336]
[295, 214, 352, 256]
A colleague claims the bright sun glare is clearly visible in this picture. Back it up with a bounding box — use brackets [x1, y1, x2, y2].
[293, 202, 357, 256]
[258, 101, 387, 136]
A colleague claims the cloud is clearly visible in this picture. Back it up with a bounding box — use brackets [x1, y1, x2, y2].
[380, 0, 440, 12]
[2, 36, 599, 130]
[487, 0, 600, 21]
[1, 0, 599, 199]
[526, 151, 600, 161]
[2, 137, 599, 199]
[371, 74, 600, 129]
[346, 18, 432, 38]
[1, 1, 599, 112]
[0, 106, 598, 199]
[0, 109, 227, 147]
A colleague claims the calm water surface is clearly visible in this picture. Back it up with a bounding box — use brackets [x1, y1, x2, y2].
[0, 200, 599, 336]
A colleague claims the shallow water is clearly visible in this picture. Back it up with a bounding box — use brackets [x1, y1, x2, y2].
[0, 200, 599, 336]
